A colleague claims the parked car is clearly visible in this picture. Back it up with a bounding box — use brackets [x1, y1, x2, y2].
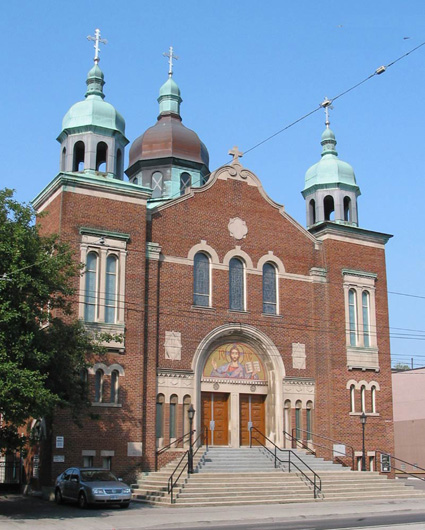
[55, 467, 132, 508]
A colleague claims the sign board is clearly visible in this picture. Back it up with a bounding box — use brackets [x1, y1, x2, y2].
[56, 436, 64, 449]
[333, 444, 346, 458]
[53, 455, 65, 463]
[380, 453, 391, 473]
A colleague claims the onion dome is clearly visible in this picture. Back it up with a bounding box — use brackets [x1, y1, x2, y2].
[128, 76, 209, 170]
[58, 63, 126, 141]
[304, 127, 357, 191]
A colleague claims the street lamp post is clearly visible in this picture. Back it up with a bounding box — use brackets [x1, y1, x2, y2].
[188, 404, 195, 474]
[361, 412, 367, 471]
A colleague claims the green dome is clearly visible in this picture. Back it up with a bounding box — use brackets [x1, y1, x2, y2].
[304, 126, 358, 191]
[60, 64, 126, 137]
[159, 77, 181, 98]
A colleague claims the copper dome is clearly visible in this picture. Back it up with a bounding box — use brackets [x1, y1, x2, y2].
[128, 113, 209, 168]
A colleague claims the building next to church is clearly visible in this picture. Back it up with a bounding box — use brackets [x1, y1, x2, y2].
[31, 36, 394, 486]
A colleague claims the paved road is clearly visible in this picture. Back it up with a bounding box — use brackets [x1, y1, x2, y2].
[2, 493, 425, 530]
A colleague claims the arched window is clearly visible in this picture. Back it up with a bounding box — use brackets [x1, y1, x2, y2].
[84, 252, 98, 322]
[263, 262, 277, 314]
[348, 289, 357, 346]
[309, 199, 316, 225]
[96, 142, 108, 172]
[361, 385, 366, 413]
[362, 291, 370, 347]
[95, 369, 104, 403]
[229, 257, 244, 311]
[61, 147, 66, 171]
[193, 252, 210, 307]
[183, 395, 191, 441]
[110, 370, 119, 404]
[371, 385, 376, 413]
[169, 395, 178, 439]
[151, 172, 163, 199]
[344, 196, 351, 222]
[180, 172, 191, 195]
[295, 400, 302, 440]
[116, 148, 122, 179]
[73, 141, 85, 171]
[156, 394, 165, 439]
[105, 255, 117, 323]
[306, 401, 313, 440]
[324, 195, 335, 221]
[350, 384, 356, 413]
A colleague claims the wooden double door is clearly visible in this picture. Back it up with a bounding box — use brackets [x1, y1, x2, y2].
[201, 392, 265, 446]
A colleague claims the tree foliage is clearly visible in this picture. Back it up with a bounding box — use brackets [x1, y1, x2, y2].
[0, 189, 104, 451]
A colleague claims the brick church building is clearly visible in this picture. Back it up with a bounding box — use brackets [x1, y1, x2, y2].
[32, 41, 394, 485]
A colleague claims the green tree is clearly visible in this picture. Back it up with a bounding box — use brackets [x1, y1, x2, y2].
[0, 189, 103, 452]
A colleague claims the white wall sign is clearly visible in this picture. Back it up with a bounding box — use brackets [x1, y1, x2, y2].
[53, 455, 65, 463]
[56, 436, 64, 449]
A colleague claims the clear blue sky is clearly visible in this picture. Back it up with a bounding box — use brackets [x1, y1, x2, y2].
[2, 1, 425, 367]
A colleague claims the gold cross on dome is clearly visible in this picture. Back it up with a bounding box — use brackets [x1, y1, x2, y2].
[229, 146, 243, 163]
[87, 28, 107, 64]
[163, 46, 179, 77]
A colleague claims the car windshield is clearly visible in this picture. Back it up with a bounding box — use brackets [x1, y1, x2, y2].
[80, 470, 118, 482]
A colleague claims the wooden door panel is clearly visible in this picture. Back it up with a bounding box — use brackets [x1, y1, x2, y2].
[240, 394, 265, 446]
[201, 392, 229, 446]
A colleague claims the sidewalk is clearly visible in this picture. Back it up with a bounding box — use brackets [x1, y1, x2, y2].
[1, 494, 425, 529]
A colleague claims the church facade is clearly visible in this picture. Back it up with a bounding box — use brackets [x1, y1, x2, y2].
[32, 42, 394, 484]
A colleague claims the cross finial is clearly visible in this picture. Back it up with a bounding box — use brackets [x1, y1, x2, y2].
[229, 146, 243, 163]
[87, 28, 107, 64]
[163, 46, 179, 77]
[320, 97, 333, 128]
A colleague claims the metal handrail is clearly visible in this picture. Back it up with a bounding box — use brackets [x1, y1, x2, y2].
[283, 430, 315, 455]
[157, 431, 192, 455]
[250, 426, 321, 499]
[376, 450, 425, 481]
[167, 427, 208, 504]
[291, 428, 355, 469]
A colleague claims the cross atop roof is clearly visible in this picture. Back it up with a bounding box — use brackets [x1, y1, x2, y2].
[163, 46, 179, 77]
[229, 146, 243, 163]
[87, 28, 107, 64]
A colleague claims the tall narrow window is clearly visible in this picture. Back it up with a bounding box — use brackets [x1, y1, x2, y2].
[229, 257, 244, 311]
[295, 401, 302, 440]
[96, 141, 108, 172]
[309, 199, 316, 225]
[61, 147, 66, 171]
[344, 196, 351, 222]
[284, 400, 291, 448]
[156, 394, 165, 439]
[362, 291, 370, 347]
[263, 263, 277, 314]
[110, 370, 119, 404]
[151, 172, 163, 199]
[95, 369, 104, 403]
[324, 195, 335, 221]
[84, 252, 98, 322]
[348, 289, 357, 346]
[193, 253, 210, 307]
[361, 385, 366, 413]
[180, 172, 191, 195]
[183, 395, 191, 441]
[371, 385, 376, 413]
[169, 395, 178, 439]
[102, 457, 112, 470]
[73, 141, 85, 171]
[105, 255, 117, 323]
[350, 384, 356, 413]
[306, 401, 313, 440]
[116, 148, 122, 179]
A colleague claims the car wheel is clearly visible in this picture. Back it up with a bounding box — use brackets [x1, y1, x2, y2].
[119, 502, 130, 508]
[78, 492, 88, 509]
[55, 488, 63, 504]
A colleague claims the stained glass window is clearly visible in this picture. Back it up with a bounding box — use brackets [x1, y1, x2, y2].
[263, 263, 277, 314]
[229, 257, 244, 310]
[105, 255, 117, 323]
[362, 291, 370, 347]
[348, 289, 357, 346]
[84, 252, 98, 322]
[193, 253, 210, 306]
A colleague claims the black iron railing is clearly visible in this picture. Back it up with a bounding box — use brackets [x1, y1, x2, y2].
[289, 428, 355, 470]
[376, 450, 425, 481]
[167, 427, 208, 504]
[250, 426, 321, 499]
[157, 431, 192, 456]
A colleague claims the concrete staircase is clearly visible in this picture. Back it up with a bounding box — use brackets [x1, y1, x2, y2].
[132, 446, 425, 507]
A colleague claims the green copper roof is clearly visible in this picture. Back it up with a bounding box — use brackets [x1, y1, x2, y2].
[158, 76, 182, 115]
[59, 63, 126, 138]
[304, 126, 358, 192]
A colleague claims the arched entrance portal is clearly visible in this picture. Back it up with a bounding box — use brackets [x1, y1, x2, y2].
[192, 324, 285, 448]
